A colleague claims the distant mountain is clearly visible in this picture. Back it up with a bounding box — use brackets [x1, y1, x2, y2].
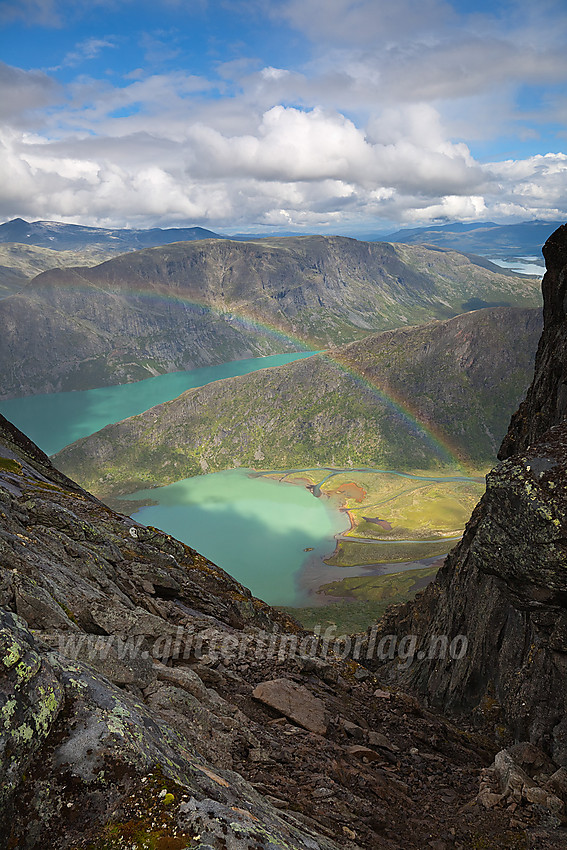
[54, 306, 542, 500]
[0, 218, 226, 251]
[0, 236, 542, 399]
[0, 218, 228, 297]
[385, 219, 562, 257]
[0, 242, 121, 299]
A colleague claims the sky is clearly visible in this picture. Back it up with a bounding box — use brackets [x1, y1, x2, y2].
[0, 0, 566, 234]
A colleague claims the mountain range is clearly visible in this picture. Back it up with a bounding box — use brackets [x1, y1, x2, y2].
[0, 235, 542, 399]
[385, 219, 562, 257]
[0, 217, 225, 251]
[54, 306, 542, 501]
[0, 217, 554, 299]
[0, 218, 227, 298]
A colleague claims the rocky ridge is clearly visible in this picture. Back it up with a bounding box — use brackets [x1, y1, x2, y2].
[1, 411, 561, 848]
[369, 225, 567, 780]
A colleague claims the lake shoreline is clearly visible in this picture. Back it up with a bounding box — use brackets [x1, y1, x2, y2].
[125, 465, 475, 609]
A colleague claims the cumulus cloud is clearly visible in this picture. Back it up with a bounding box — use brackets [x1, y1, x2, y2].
[185, 105, 482, 199]
[0, 0, 566, 230]
[1, 86, 565, 231]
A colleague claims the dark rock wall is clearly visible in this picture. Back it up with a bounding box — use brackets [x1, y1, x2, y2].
[500, 223, 567, 458]
[371, 223, 567, 767]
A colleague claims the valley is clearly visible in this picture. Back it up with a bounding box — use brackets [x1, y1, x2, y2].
[0, 351, 316, 456]
[0, 348, 484, 620]
[38, 297, 539, 625]
[3, 0, 567, 839]
[0, 228, 546, 630]
[0, 217, 563, 848]
[122, 465, 483, 616]
[0, 242, 123, 298]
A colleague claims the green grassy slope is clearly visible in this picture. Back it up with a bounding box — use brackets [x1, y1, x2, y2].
[54, 306, 541, 500]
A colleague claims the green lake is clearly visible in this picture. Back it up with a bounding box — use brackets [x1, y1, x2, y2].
[0, 352, 316, 455]
[127, 470, 349, 607]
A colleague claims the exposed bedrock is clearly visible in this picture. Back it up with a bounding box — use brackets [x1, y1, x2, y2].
[369, 223, 567, 768]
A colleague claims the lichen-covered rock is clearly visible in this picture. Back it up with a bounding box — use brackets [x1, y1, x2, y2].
[0, 611, 346, 850]
[0, 610, 63, 808]
[370, 421, 567, 766]
[368, 223, 567, 770]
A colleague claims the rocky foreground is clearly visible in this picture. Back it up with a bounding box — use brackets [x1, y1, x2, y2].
[1, 422, 565, 849]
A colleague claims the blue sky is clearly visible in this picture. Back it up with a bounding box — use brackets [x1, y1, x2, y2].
[0, 0, 566, 233]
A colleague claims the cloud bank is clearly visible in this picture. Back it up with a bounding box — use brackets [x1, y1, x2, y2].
[1, 0, 566, 231]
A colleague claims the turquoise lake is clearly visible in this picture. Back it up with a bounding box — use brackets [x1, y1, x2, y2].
[0, 352, 454, 607]
[0, 351, 353, 606]
[0, 352, 316, 456]
[128, 470, 349, 607]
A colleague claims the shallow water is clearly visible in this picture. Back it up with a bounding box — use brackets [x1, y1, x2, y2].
[126, 469, 466, 607]
[128, 470, 349, 607]
[486, 255, 544, 276]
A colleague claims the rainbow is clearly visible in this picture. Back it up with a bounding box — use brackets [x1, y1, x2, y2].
[51, 275, 316, 351]
[41, 277, 470, 471]
[318, 353, 470, 473]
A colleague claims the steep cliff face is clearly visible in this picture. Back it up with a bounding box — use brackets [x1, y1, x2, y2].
[500, 223, 567, 458]
[372, 223, 567, 767]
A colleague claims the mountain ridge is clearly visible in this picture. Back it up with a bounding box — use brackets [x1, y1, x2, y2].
[0, 235, 542, 399]
[0, 217, 226, 250]
[54, 306, 542, 501]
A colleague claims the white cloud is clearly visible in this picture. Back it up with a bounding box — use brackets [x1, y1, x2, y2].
[56, 37, 117, 69]
[0, 0, 566, 230]
[2, 89, 565, 231]
[184, 104, 481, 198]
